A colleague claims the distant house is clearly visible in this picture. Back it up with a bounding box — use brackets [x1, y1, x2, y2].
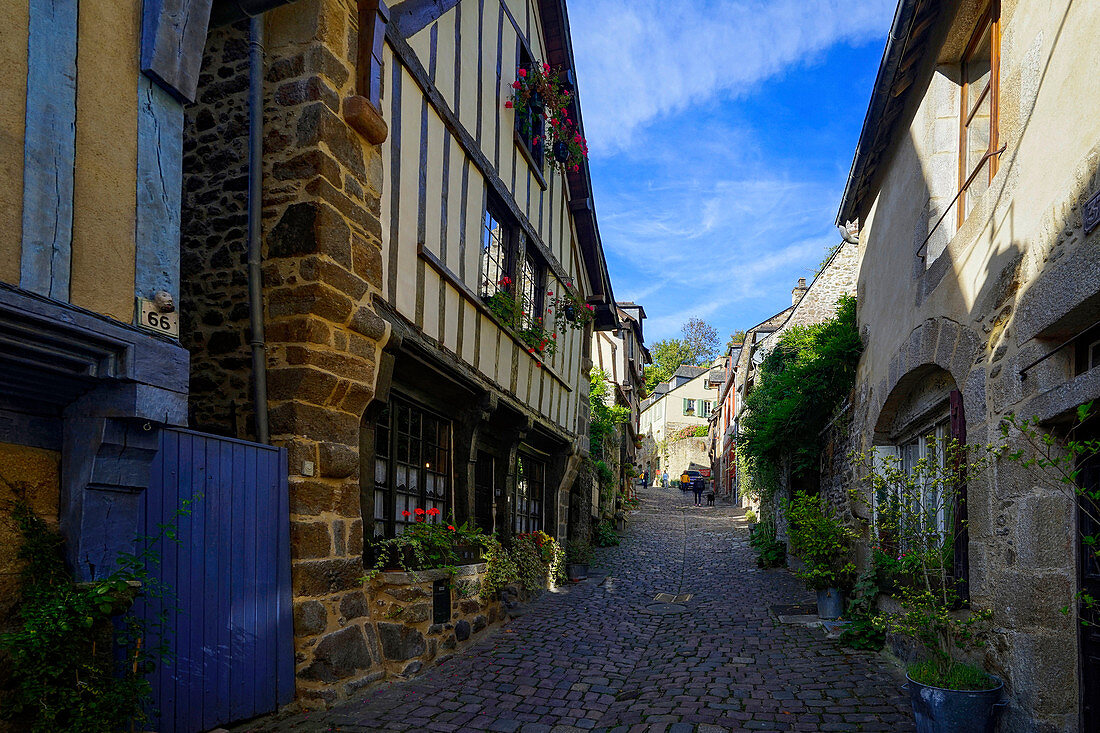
[640, 364, 716, 477]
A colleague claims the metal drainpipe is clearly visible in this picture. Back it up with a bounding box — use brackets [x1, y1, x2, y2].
[248, 14, 270, 444]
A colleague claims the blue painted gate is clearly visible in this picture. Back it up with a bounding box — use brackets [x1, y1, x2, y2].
[138, 428, 293, 732]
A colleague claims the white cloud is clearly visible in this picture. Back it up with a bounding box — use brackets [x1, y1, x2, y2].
[570, 0, 895, 154]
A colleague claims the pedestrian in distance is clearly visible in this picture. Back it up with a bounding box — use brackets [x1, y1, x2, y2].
[692, 476, 705, 506]
[661, 469, 669, 488]
[644, 469, 650, 487]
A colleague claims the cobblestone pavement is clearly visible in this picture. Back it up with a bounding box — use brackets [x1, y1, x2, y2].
[244, 486, 914, 732]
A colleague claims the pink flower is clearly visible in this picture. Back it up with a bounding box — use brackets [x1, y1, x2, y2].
[574, 134, 582, 143]
[543, 63, 550, 73]
[505, 101, 513, 109]
[572, 165, 580, 172]
[518, 68, 527, 78]
[585, 304, 594, 311]
[512, 81, 522, 89]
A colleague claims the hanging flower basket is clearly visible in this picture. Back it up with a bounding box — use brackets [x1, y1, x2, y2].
[507, 61, 588, 175]
[550, 281, 594, 333]
[553, 141, 570, 164]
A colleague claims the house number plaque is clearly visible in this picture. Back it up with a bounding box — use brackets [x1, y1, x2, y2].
[1085, 187, 1100, 235]
[137, 296, 180, 338]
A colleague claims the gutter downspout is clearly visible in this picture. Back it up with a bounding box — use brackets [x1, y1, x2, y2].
[248, 15, 270, 443]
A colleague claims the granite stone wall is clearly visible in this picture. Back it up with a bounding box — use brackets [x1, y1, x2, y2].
[182, 0, 392, 706]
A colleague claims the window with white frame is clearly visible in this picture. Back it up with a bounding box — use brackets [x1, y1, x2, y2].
[873, 419, 952, 545]
[683, 398, 695, 416]
[700, 400, 712, 418]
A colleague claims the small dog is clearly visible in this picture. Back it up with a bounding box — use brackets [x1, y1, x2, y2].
[706, 492, 715, 506]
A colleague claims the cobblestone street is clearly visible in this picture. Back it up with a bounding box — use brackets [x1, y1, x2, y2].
[243, 486, 914, 732]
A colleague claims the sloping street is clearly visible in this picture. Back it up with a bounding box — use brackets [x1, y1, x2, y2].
[244, 486, 913, 732]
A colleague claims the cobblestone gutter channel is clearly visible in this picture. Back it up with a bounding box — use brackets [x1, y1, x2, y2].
[238, 487, 914, 731]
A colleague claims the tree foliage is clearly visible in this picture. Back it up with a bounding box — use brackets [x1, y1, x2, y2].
[589, 368, 629, 461]
[643, 317, 720, 391]
[681, 317, 719, 364]
[727, 330, 747, 351]
[739, 295, 862, 477]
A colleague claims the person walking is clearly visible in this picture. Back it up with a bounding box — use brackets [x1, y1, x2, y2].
[661, 469, 668, 488]
[644, 469, 650, 487]
[692, 475, 705, 506]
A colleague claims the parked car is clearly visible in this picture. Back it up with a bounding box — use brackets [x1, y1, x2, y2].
[679, 470, 703, 491]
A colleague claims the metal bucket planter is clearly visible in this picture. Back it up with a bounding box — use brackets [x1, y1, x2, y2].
[553, 140, 570, 163]
[906, 673, 1005, 733]
[566, 563, 588, 581]
[816, 587, 843, 619]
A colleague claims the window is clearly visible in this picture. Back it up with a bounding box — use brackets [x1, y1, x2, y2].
[683, 398, 695, 416]
[518, 254, 541, 328]
[514, 453, 545, 533]
[958, 2, 999, 224]
[874, 420, 953, 548]
[1075, 323, 1100, 377]
[514, 45, 544, 169]
[480, 205, 510, 298]
[373, 397, 452, 538]
[700, 400, 712, 418]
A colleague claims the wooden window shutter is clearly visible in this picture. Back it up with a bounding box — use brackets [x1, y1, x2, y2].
[949, 389, 970, 598]
[357, 0, 389, 106]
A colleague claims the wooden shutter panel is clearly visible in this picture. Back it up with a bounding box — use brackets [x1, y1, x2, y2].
[950, 389, 970, 598]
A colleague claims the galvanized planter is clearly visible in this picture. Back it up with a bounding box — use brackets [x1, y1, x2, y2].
[905, 673, 1005, 733]
[816, 587, 844, 619]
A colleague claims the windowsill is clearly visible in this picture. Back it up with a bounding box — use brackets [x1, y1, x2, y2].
[513, 130, 548, 191]
[417, 245, 572, 391]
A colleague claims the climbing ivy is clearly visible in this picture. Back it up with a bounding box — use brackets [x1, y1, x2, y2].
[740, 295, 862, 480]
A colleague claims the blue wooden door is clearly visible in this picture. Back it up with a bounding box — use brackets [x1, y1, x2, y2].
[138, 428, 293, 732]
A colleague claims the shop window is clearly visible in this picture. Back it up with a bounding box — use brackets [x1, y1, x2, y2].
[958, 2, 1000, 224]
[373, 397, 452, 538]
[514, 453, 545, 534]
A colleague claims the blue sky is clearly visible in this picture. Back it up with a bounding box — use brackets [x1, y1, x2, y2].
[569, 0, 896, 344]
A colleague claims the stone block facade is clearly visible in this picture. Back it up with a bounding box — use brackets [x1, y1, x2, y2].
[183, 2, 391, 707]
[368, 565, 503, 680]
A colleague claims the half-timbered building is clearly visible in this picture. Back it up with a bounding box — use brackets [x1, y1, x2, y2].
[183, 0, 615, 704]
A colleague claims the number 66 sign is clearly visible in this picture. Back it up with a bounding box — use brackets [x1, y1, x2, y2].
[137, 295, 180, 338]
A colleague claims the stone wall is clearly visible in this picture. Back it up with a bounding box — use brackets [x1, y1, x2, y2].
[368, 564, 503, 679]
[180, 21, 253, 437]
[183, 0, 391, 707]
[663, 432, 710, 480]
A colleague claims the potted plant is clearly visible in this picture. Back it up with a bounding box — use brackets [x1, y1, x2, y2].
[553, 140, 570, 164]
[550, 281, 594, 331]
[364, 509, 490, 580]
[855, 438, 1003, 732]
[565, 539, 591, 581]
[784, 490, 855, 619]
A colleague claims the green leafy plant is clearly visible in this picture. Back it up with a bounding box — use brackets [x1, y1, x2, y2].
[852, 437, 996, 689]
[588, 368, 629, 462]
[838, 568, 886, 651]
[485, 279, 557, 359]
[999, 402, 1100, 623]
[566, 538, 592, 565]
[593, 519, 620, 547]
[0, 501, 185, 732]
[480, 537, 520, 600]
[364, 510, 490, 582]
[740, 295, 862, 494]
[748, 518, 786, 568]
[784, 491, 856, 591]
[744, 508, 758, 524]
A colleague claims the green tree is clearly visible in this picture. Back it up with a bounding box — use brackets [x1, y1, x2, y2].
[644, 338, 692, 392]
[727, 330, 747, 351]
[681, 317, 719, 364]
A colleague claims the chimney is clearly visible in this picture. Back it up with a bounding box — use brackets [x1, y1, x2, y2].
[792, 277, 808, 305]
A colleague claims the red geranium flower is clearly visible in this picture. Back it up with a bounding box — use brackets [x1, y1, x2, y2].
[402, 510, 410, 517]
[415, 508, 425, 516]
[512, 81, 522, 89]
[518, 68, 527, 78]
[505, 101, 513, 109]
[448, 525, 455, 531]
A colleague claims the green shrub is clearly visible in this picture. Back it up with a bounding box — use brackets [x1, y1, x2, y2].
[744, 508, 757, 524]
[593, 519, 620, 547]
[749, 519, 785, 568]
[565, 538, 592, 564]
[0, 502, 181, 733]
[838, 569, 886, 651]
[784, 491, 855, 591]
